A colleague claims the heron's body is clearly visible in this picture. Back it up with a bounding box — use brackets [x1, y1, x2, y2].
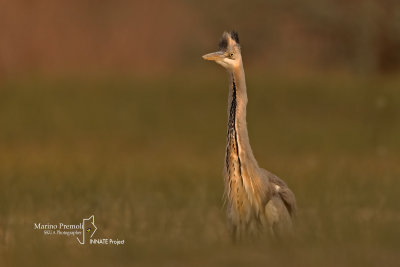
[203, 31, 296, 240]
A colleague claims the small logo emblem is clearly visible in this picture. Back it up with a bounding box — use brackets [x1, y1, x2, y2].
[77, 215, 97, 244]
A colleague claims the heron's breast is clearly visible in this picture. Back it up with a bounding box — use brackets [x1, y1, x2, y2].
[225, 130, 254, 221]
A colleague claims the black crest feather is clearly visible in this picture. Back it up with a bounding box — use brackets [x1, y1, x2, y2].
[218, 36, 228, 50]
[230, 31, 239, 44]
[218, 31, 240, 50]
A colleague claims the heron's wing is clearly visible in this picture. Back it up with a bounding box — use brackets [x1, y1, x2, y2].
[275, 179, 297, 217]
[262, 169, 297, 218]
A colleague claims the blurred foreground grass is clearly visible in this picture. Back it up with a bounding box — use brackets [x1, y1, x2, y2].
[0, 73, 399, 266]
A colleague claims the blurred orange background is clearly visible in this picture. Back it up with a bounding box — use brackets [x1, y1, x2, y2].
[1, 0, 400, 77]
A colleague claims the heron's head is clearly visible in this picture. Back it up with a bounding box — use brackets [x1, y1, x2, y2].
[202, 31, 241, 70]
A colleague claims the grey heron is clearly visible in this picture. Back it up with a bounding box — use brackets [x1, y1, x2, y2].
[203, 31, 296, 240]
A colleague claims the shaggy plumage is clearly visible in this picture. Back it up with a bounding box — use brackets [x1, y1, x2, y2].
[203, 31, 296, 240]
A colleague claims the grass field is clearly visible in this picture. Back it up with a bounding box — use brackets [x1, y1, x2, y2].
[0, 73, 399, 266]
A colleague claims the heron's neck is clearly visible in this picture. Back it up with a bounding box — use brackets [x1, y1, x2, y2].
[227, 64, 258, 168]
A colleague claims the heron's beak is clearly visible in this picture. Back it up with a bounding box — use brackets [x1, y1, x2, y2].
[202, 51, 225, 61]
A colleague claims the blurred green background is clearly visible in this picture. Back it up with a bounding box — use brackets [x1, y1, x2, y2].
[1, 1, 400, 266]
